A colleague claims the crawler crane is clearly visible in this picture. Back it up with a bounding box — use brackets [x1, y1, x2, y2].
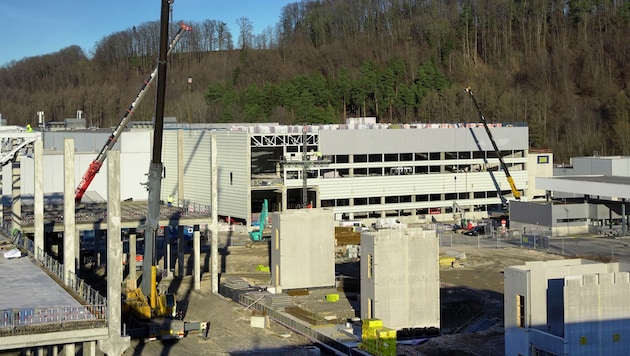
[465, 87, 521, 209]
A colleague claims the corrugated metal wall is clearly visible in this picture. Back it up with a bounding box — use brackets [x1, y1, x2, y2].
[182, 130, 212, 205]
[215, 131, 250, 221]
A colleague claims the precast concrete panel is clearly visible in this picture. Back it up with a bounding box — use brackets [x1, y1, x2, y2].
[360, 228, 439, 330]
[318, 126, 528, 155]
[563, 272, 630, 355]
[503, 267, 530, 356]
[215, 131, 250, 220]
[161, 130, 179, 202]
[182, 130, 212, 206]
[43, 131, 117, 152]
[270, 209, 335, 290]
[316, 171, 528, 200]
[119, 152, 151, 200]
[510, 201, 553, 226]
[610, 158, 630, 176]
[119, 130, 152, 153]
[12, 149, 149, 201]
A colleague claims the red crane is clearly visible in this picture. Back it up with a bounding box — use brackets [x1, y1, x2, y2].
[74, 22, 191, 204]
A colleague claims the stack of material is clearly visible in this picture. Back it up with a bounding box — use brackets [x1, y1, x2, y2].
[335, 226, 361, 245]
[265, 294, 293, 309]
[360, 318, 397, 356]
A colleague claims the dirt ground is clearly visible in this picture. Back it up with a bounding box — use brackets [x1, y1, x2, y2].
[411, 246, 565, 356]
[78, 233, 567, 355]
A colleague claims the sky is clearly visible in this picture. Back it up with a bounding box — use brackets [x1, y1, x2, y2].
[0, 0, 294, 67]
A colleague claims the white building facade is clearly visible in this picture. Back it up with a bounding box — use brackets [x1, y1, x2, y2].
[5, 122, 532, 229]
[505, 259, 630, 355]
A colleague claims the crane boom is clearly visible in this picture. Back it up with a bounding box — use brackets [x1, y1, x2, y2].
[465, 87, 521, 200]
[74, 22, 191, 204]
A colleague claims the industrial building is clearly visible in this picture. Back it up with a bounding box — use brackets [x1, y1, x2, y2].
[4, 120, 542, 231]
[504, 259, 630, 355]
[510, 156, 630, 237]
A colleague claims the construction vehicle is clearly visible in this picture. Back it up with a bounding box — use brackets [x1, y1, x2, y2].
[74, 21, 191, 204]
[465, 87, 521, 209]
[249, 199, 269, 242]
[121, 0, 206, 341]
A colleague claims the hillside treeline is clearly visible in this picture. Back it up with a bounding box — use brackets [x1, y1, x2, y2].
[1, 0, 630, 163]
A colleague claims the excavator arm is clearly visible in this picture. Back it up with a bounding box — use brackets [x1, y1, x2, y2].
[74, 22, 191, 204]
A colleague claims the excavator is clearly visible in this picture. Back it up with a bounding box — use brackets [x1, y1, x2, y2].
[248, 199, 269, 243]
[465, 87, 521, 216]
[121, 0, 206, 340]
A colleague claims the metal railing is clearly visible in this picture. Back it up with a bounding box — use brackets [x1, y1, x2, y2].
[3, 226, 107, 315]
[0, 305, 107, 336]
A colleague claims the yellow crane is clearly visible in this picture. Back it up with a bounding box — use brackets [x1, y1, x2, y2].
[465, 87, 521, 202]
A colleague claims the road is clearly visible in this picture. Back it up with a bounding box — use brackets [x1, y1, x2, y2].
[438, 231, 630, 263]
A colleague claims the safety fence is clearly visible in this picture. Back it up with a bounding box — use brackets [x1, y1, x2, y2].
[3, 226, 107, 317]
[0, 305, 107, 336]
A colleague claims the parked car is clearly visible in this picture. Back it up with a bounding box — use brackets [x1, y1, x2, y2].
[463, 226, 486, 236]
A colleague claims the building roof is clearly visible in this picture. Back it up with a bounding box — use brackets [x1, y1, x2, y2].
[536, 175, 630, 199]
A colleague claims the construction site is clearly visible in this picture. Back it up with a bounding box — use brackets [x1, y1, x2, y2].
[8, 1, 630, 355]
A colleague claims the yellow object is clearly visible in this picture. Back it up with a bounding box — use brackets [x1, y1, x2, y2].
[363, 318, 383, 329]
[325, 294, 339, 302]
[256, 264, 270, 272]
[439, 256, 456, 266]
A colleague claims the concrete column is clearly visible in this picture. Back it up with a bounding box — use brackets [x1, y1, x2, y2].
[49, 345, 58, 356]
[177, 129, 184, 207]
[63, 344, 75, 356]
[211, 132, 218, 293]
[82, 340, 96, 356]
[193, 226, 200, 290]
[380, 197, 386, 218]
[282, 186, 287, 211]
[129, 233, 137, 281]
[177, 226, 184, 277]
[98, 149, 130, 355]
[63, 139, 76, 282]
[11, 159, 21, 234]
[349, 198, 354, 220]
[34, 140, 44, 258]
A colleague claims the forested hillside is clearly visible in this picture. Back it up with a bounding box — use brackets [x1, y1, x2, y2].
[1, 0, 629, 163]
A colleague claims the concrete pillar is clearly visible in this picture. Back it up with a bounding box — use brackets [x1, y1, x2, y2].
[380, 197, 386, 218]
[177, 226, 184, 277]
[129, 233, 137, 281]
[98, 150, 130, 355]
[11, 159, 21, 234]
[211, 132, 218, 293]
[63, 344, 74, 356]
[35, 346, 43, 356]
[82, 340, 96, 356]
[177, 129, 184, 207]
[193, 226, 200, 290]
[34, 140, 44, 258]
[281, 187, 288, 212]
[49, 345, 58, 356]
[63, 139, 76, 282]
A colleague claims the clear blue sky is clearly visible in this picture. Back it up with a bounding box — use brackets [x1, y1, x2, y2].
[0, 0, 294, 66]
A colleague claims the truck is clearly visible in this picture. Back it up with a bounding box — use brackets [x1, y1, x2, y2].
[373, 218, 404, 230]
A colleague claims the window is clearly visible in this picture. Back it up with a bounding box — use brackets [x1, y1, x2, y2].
[354, 154, 368, 163]
[517, 294, 525, 328]
[367, 254, 373, 279]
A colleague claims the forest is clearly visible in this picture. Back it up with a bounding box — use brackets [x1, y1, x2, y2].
[1, 0, 629, 163]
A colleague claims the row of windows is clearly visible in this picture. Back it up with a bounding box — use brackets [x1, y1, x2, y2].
[328, 150, 525, 163]
[320, 190, 511, 207]
[285, 162, 523, 180]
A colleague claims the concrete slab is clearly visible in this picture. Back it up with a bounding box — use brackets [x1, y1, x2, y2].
[0, 249, 82, 310]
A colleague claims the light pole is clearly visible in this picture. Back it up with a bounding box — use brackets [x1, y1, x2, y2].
[187, 76, 193, 123]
